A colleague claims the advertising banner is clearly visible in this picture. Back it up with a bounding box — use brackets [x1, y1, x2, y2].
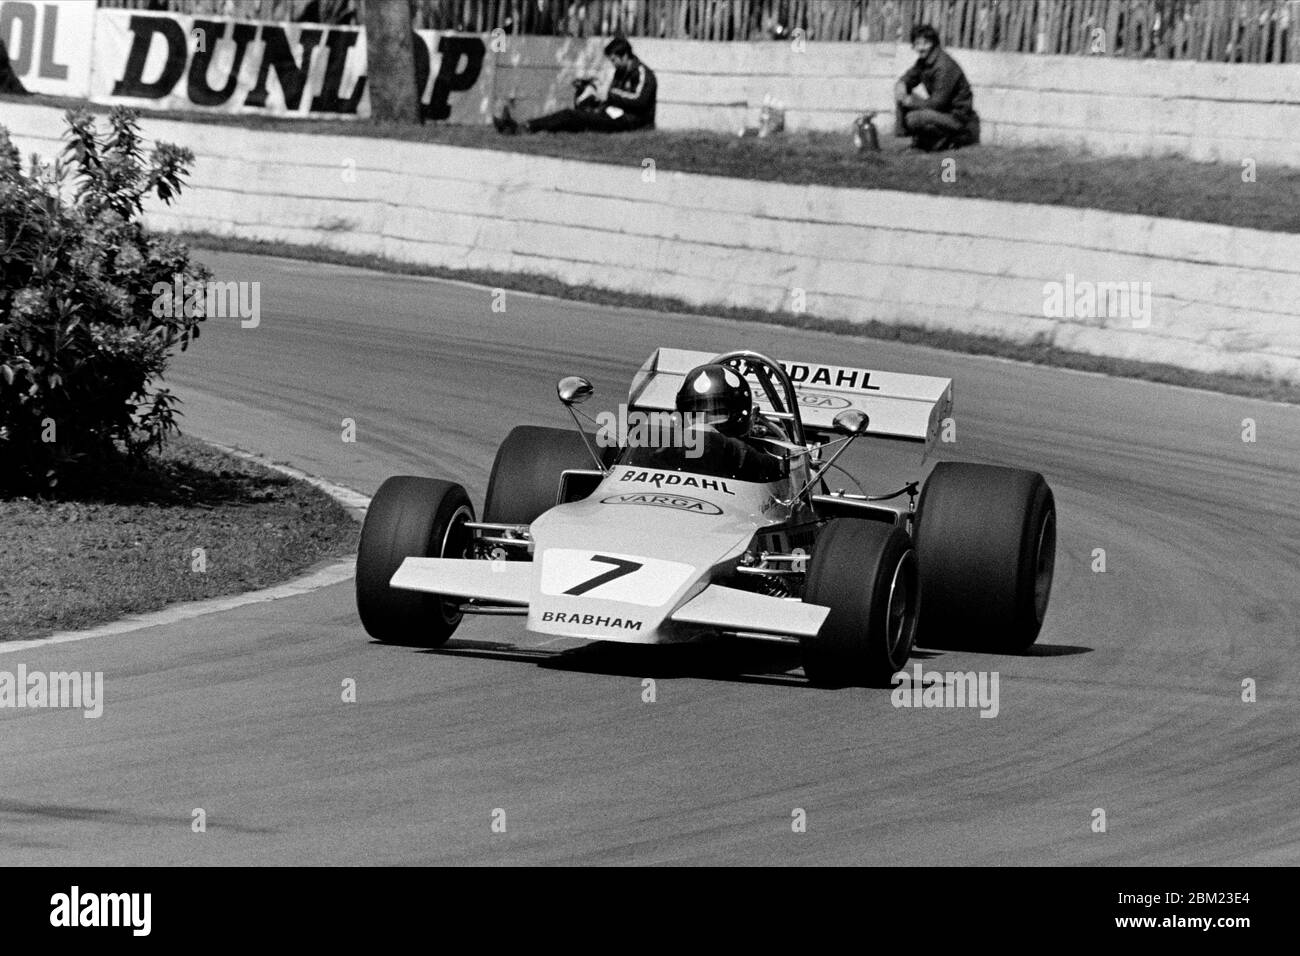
[89, 9, 496, 122]
[0, 0, 95, 97]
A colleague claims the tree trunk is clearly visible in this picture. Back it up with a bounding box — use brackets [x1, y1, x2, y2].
[362, 0, 419, 123]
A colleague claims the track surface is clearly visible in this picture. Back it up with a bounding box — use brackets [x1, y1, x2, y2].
[3, 251, 1298, 865]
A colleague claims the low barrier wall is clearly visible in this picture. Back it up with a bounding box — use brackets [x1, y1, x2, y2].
[5, 101, 1297, 383]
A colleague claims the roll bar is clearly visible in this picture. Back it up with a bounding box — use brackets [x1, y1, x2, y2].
[710, 349, 807, 447]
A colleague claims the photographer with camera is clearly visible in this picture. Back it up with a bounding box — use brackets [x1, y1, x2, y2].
[494, 37, 657, 135]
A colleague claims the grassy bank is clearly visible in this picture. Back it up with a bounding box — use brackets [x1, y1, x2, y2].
[0, 436, 358, 641]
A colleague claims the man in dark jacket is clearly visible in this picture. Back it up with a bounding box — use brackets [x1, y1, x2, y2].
[494, 37, 656, 134]
[894, 24, 979, 151]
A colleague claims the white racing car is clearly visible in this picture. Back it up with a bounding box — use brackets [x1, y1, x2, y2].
[356, 348, 1057, 686]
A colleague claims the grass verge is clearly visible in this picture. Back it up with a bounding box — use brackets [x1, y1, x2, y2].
[0, 435, 358, 641]
[7, 92, 1298, 234]
[185, 231, 1300, 405]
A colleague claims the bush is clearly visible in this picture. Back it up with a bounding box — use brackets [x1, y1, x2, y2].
[0, 107, 209, 492]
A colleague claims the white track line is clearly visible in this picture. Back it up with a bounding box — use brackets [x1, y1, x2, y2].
[0, 444, 371, 655]
[206, 443, 372, 521]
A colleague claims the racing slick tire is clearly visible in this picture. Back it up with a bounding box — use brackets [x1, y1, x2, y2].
[801, 520, 919, 687]
[483, 425, 610, 525]
[356, 477, 474, 646]
[911, 462, 1056, 653]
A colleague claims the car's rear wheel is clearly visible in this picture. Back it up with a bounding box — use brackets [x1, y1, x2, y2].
[356, 477, 474, 646]
[483, 425, 609, 525]
[911, 462, 1056, 652]
[801, 520, 919, 687]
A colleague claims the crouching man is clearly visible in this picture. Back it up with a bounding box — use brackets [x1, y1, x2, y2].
[494, 37, 656, 135]
[894, 24, 980, 151]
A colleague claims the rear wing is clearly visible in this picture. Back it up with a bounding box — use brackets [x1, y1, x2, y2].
[628, 348, 954, 448]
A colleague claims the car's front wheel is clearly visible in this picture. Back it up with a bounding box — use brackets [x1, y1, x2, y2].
[800, 520, 919, 687]
[911, 462, 1056, 652]
[483, 425, 608, 525]
[356, 477, 474, 645]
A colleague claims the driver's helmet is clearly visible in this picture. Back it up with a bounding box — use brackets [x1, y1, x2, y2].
[675, 363, 753, 438]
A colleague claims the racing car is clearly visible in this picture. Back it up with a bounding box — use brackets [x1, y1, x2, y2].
[355, 348, 1057, 687]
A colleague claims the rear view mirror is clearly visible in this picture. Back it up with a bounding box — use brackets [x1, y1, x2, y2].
[832, 409, 870, 435]
[557, 376, 594, 406]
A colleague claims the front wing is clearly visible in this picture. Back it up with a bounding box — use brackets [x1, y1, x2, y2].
[389, 558, 829, 641]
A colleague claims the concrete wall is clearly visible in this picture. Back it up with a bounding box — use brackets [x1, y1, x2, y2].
[5, 101, 1298, 383]
[496, 37, 1300, 166]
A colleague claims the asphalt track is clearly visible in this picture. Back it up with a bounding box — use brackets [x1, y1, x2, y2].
[3, 250, 1298, 865]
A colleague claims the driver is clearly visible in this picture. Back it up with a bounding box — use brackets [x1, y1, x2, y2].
[668, 364, 783, 483]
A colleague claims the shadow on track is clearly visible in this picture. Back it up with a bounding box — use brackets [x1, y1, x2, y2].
[913, 642, 1093, 658]
[419, 637, 819, 688]
[374, 637, 1089, 685]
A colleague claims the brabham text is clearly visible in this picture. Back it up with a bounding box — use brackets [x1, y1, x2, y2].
[541, 612, 643, 630]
